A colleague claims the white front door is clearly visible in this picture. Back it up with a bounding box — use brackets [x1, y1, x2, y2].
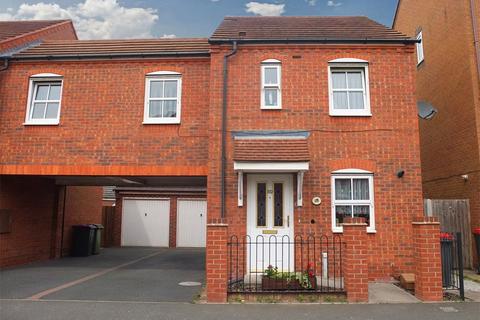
[177, 199, 207, 247]
[247, 174, 294, 272]
[121, 198, 170, 247]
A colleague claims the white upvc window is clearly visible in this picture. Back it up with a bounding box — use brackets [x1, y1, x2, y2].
[261, 59, 281, 109]
[331, 170, 375, 233]
[25, 74, 63, 125]
[416, 31, 424, 65]
[328, 60, 371, 116]
[144, 71, 182, 124]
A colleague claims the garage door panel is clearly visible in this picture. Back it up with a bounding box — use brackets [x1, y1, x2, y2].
[177, 199, 207, 247]
[121, 199, 170, 247]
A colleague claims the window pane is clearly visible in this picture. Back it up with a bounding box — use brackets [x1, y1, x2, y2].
[31, 102, 46, 119]
[348, 92, 364, 109]
[162, 100, 177, 118]
[335, 179, 351, 200]
[347, 72, 363, 89]
[35, 85, 49, 100]
[332, 72, 346, 89]
[164, 80, 177, 98]
[264, 67, 278, 85]
[45, 102, 59, 119]
[149, 100, 162, 117]
[48, 84, 61, 100]
[264, 88, 278, 106]
[353, 179, 369, 200]
[257, 183, 266, 227]
[335, 205, 352, 226]
[353, 206, 370, 225]
[333, 91, 348, 109]
[273, 183, 283, 227]
[150, 81, 164, 98]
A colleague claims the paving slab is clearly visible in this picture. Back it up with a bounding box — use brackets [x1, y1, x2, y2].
[369, 282, 419, 303]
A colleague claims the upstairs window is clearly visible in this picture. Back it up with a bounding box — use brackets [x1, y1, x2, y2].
[25, 73, 63, 125]
[261, 59, 281, 109]
[328, 59, 371, 116]
[416, 31, 424, 65]
[144, 71, 182, 124]
[331, 169, 375, 233]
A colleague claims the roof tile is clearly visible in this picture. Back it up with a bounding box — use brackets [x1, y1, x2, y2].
[0, 20, 70, 43]
[210, 16, 409, 41]
[234, 139, 310, 162]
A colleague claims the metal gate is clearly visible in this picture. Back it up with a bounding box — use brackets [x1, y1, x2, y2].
[440, 232, 465, 300]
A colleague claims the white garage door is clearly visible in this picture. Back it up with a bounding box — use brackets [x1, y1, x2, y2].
[177, 199, 207, 247]
[121, 198, 170, 247]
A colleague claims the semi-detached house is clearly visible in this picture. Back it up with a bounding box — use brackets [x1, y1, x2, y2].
[0, 16, 443, 302]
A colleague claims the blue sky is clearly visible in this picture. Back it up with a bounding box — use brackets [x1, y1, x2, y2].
[0, 0, 400, 39]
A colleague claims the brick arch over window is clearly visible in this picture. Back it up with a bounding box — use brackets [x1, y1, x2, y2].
[328, 159, 376, 173]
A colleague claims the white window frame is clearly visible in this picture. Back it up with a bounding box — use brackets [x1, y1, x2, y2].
[328, 61, 371, 117]
[331, 171, 375, 233]
[416, 31, 424, 65]
[25, 74, 63, 125]
[143, 72, 182, 124]
[261, 59, 282, 109]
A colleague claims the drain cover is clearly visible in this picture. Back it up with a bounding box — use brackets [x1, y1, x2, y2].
[178, 281, 202, 287]
[439, 307, 458, 313]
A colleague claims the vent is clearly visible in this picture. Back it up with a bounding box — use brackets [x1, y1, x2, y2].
[103, 186, 116, 201]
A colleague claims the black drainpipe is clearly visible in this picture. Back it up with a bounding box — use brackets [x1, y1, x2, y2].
[60, 186, 67, 257]
[221, 41, 238, 219]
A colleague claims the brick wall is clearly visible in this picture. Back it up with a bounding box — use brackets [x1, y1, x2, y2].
[60, 186, 103, 255]
[394, 0, 480, 267]
[0, 176, 104, 268]
[0, 21, 77, 53]
[208, 44, 423, 281]
[0, 176, 57, 267]
[412, 218, 442, 301]
[0, 58, 210, 177]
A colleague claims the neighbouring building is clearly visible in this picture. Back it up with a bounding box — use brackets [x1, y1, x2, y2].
[0, 20, 103, 267]
[393, 0, 480, 268]
[0, 16, 443, 302]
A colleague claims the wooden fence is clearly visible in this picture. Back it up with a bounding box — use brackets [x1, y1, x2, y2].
[424, 199, 472, 269]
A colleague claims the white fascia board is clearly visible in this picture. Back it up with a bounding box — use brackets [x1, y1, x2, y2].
[234, 161, 309, 172]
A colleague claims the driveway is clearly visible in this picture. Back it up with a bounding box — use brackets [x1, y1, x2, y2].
[0, 247, 205, 302]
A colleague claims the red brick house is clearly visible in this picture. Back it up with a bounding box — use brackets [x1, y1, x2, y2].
[0, 16, 442, 302]
[0, 20, 103, 268]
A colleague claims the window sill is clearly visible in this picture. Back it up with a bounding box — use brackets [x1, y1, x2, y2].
[260, 106, 282, 110]
[23, 121, 59, 126]
[332, 228, 376, 234]
[329, 113, 372, 117]
[142, 120, 180, 125]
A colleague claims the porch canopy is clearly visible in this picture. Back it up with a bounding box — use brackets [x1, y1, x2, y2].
[232, 131, 310, 207]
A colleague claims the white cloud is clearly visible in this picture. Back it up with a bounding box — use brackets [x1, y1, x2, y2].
[161, 34, 176, 39]
[305, 0, 318, 6]
[245, 2, 285, 16]
[327, 1, 342, 7]
[0, 0, 159, 40]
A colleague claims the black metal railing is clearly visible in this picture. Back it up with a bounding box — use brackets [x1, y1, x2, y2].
[227, 234, 345, 293]
[440, 232, 465, 300]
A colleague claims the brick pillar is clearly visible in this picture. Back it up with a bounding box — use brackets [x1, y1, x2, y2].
[343, 217, 369, 302]
[206, 219, 228, 303]
[412, 217, 442, 301]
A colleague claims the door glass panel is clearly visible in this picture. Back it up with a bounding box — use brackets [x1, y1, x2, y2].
[257, 183, 266, 227]
[273, 183, 283, 227]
